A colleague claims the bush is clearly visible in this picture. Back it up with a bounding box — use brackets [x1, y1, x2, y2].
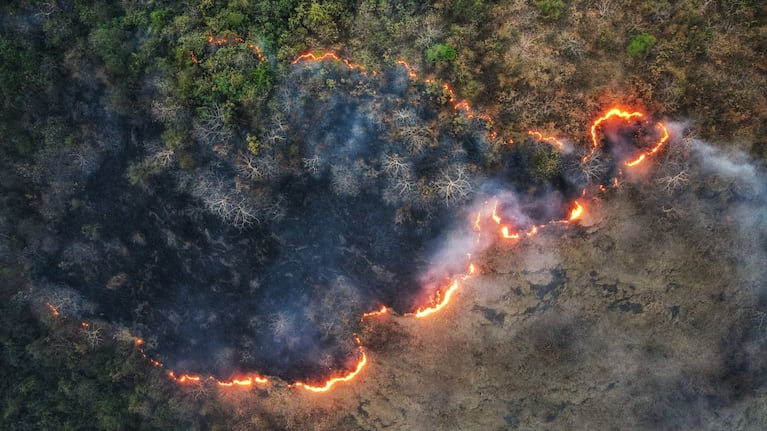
[425, 44, 457, 62]
[535, 0, 567, 21]
[627, 33, 656, 58]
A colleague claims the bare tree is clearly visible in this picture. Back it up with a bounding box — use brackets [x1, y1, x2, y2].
[400, 126, 431, 154]
[382, 153, 411, 178]
[193, 103, 233, 147]
[331, 165, 361, 197]
[303, 155, 322, 176]
[392, 108, 417, 127]
[657, 170, 690, 194]
[191, 175, 261, 229]
[580, 152, 607, 185]
[594, 0, 613, 17]
[237, 152, 277, 181]
[269, 313, 293, 338]
[432, 167, 473, 206]
[81, 324, 103, 349]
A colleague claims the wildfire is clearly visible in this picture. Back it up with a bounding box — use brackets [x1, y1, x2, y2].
[528, 130, 565, 149]
[168, 372, 201, 384]
[46, 303, 60, 317]
[625, 122, 670, 167]
[167, 370, 269, 387]
[501, 226, 520, 240]
[396, 60, 417, 80]
[413, 279, 461, 318]
[217, 376, 269, 387]
[291, 51, 368, 74]
[569, 200, 584, 221]
[121, 51, 672, 395]
[293, 351, 368, 392]
[190, 35, 266, 65]
[362, 305, 389, 319]
[588, 108, 643, 158]
[585, 107, 669, 168]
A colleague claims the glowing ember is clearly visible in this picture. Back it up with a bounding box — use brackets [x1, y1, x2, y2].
[396, 60, 417, 80]
[293, 351, 368, 392]
[46, 303, 60, 317]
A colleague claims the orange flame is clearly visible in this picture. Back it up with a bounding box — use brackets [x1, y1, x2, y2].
[528, 130, 565, 149]
[414, 279, 461, 318]
[396, 60, 417, 80]
[362, 305, 389, 318]
[293, 351, 367, 392]
[291, 51, 367, 74]
[625, 122, 670, 167]
[569, 200, 584, 221]
[136, 50, 671, 394]
[468, 263, 477, 275]
[168, 372, 202, 384]
[217, 376, 269, 387]
[501, 226, 520, 240]
[491, 200, 502, 224]
[192, 35, 266, 64]
[585, 108, 643, 162]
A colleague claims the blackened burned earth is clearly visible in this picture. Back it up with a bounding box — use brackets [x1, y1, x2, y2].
[28, 59, 664, 383]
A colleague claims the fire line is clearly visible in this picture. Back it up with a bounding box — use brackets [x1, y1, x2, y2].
[42, 52, 670, 394]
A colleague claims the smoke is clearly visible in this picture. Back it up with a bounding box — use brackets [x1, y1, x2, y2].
[689, 139, 767, 288]
[24, 57, 677, 384]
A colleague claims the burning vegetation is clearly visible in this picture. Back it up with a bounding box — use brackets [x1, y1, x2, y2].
[2, 1, 767, 429]
[29, 51, 670, 392]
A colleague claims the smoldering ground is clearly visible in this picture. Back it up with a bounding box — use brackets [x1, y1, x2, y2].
[24, 57, 674, 384]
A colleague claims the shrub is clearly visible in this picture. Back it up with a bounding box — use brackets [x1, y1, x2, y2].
[627, 33, 656, 58]
[535, 0, 566, 21]
[425, 44, 457, 62]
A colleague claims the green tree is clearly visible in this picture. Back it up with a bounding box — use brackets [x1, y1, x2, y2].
[426, 43, 457, 62]
[627, 33, 656, 58]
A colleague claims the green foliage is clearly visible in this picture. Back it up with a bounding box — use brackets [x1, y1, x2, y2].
[534, 0, 567, 21]
[426, 43, 458, 62]
[530, 145, 562, 180]
[0, 35, 45, 157]
[627, 33, 656, 58]
[149, 8, 169, 32]
[81, 224, 102, 241]
[161, 127, 188, 149]
[89, 18, 136, 79]
[444, 0, 489, 24]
